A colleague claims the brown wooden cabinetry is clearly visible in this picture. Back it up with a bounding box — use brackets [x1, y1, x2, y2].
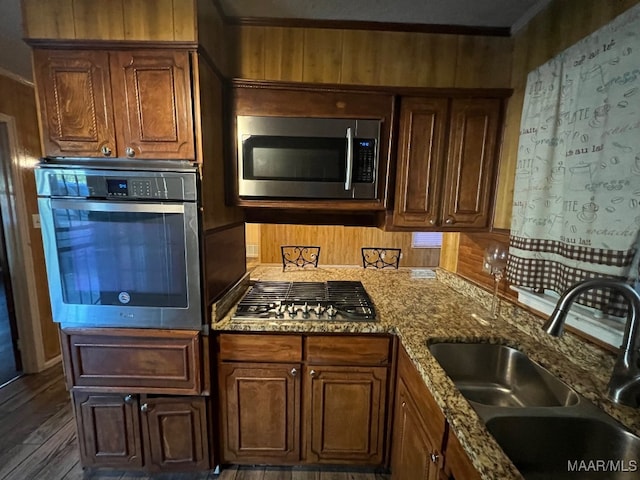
[33, 48, 194, 159]
[216, 333, 392, 466]
[391, 345, 446, 480]
[63, 329, 211, 472]
[392, 96, 504, 230]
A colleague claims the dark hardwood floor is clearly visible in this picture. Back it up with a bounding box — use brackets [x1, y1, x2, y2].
[0, 364, 390, 480]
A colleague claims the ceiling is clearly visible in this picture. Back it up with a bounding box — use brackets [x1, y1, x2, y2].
[0, 0, 551, 82]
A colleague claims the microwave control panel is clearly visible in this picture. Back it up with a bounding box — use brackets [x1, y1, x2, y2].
[354, 139, 376, 183]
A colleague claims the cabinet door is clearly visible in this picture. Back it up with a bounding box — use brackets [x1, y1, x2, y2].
[33, 49, 116, 158]
[392, 97, 449, 228]
[140, 397, 209, 472]
[305, 365, 387, 464]
[110, 50, 195, 159]
[444, 428, 482, 480]
[391, 378, 442, 480]
[218, 363, 301, 463]
[442, 98, 502, 228]
[73, 391, 143, 468]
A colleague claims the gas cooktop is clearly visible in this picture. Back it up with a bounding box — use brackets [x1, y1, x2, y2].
[232, 281, 376, 322]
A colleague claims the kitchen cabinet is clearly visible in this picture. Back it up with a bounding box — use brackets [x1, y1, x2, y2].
[443, 428, 483, 480]
[61, 328, 211, 472]
[216, 333, 392, 466]
[392, 96, 503, 230]
[33, 48, 195, 160]
[391, 345, 447, 480]
[74, 392, 209, 472]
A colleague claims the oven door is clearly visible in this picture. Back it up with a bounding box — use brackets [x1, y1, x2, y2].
[38, 198, 201, 329]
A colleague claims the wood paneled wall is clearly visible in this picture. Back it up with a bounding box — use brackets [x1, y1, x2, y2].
[257, 224, 440, 267]
[21, 0, 197, 41]
[0, 74, 58, 367]
[229, 26, 512, 89]
[456, 232, 516, 300]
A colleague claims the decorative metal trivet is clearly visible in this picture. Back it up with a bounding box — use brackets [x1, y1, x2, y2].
[361, 247, 401, 269]
[281, 245, 321, 271]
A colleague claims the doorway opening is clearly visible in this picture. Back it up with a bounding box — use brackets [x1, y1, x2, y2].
[0, 123, 22, 385]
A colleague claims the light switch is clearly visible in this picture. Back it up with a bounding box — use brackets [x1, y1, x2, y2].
[32, 214, 41, 229]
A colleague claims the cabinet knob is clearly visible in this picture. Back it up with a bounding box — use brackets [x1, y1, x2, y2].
[401, 401, 407, 408]
[290, 368, 298, 377]
[445, 217, 454, 225]
[126, 147, 136, 157]
[101, 145, 112, 156]
[429, 218, 436, 226]
[123, 394, 134, 404]
[310, 369, 316, 377]
[430, 452, 440, 464]
[140, 403, 149, 413]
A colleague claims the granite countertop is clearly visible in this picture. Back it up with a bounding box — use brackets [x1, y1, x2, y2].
[213, 265, 640, 480]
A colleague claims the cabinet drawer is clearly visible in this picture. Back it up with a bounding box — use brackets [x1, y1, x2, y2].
[62, 329, 201, 394]
[218, 334, 302, 362]
[305, 335, 391, 365]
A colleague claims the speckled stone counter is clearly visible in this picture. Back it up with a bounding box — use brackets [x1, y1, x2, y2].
[212, 265, 640, 480]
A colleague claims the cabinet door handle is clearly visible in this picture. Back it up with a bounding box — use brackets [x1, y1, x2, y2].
[310, 369, 316, 377]
[401, 401, 407, 408]
[101, 145, 112, 156]
[123, 394, 134, 404]
[290, 368, 298, 377]
[445, 217, 454, 225]
[126, 147, 136, 157]
[140, 403, 149, 413]
[429, 218, 436, 226]
[430, 452, 439, 464]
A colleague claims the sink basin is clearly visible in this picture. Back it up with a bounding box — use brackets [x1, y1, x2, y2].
[486, 416, 640, 479]
[428, 343, 579, 407]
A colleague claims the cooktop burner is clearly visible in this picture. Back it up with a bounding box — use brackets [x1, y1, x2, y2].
[232, 281, 376, 321]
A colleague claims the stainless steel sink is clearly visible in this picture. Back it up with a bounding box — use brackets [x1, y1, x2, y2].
[428, 343, 579, 407]
[486, 415, 640, 479]
[429, 342, 640, 479]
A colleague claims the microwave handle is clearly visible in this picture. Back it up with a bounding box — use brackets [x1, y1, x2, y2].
[345, 127, 354, 191]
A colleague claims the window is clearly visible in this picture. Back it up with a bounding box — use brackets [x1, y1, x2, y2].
[411, 232, 443, 248]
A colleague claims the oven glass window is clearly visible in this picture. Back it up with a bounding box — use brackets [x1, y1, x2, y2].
[51, 207, 188, 308]
[243, 136, 346, 182]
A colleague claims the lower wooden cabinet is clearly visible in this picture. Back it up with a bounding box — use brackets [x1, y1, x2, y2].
[74, 392, 143, 469]
[218, 363, 301, 463]
[73, 392, 210, 472]
[391, 345, 481, 480]
[216, 333, 392, 466]
[306, 365, 387, 464]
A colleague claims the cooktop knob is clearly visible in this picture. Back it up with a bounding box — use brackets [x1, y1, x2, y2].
[313, 303, 324, 316]
[287, 303, 297, 318]
[326, 305, 337, 317]
[301, 302, 310, 319]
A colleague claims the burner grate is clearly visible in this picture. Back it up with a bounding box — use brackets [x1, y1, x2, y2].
[233, 281, 376, 321]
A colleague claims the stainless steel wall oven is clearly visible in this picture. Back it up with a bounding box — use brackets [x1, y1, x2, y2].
[35, 163, 202, 330]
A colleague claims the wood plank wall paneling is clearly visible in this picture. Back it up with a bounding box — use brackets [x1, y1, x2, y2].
[257, 224, 440, 267]
[0, 74, 59, 363]
[229, 26, 511, 89]
[21, 0, 197, 41]
[456, 232, 516, 300]
[495, 0, 640, 230]
[439, 232, 460, 272]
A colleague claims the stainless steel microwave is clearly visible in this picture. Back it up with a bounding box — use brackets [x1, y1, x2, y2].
[237, 116, 381, 199]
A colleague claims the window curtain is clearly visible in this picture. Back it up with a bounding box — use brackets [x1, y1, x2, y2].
[507, 3, 640, 316]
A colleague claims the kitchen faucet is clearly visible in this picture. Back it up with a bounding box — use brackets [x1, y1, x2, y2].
[543, 278, 640, 408]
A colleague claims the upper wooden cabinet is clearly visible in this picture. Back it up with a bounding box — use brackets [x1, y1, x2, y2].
[392, 96, 505, 230]
[33, 48, 195, 160]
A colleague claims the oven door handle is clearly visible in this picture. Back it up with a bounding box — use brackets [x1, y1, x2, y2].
[345, 127, 354, 191]
[49, 199, 185, 214]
